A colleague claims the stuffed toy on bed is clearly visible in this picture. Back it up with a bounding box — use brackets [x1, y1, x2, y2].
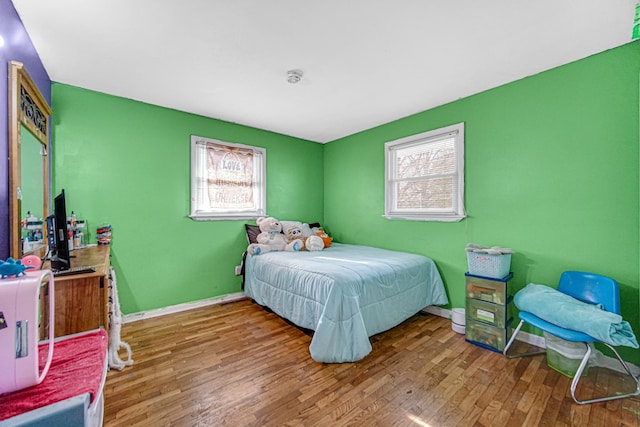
[311, 226, 333, 248]
[285, 225, 324, 252]
[247, 216, 302, 255]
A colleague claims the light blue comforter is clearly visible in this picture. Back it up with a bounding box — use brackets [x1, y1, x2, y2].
[244, 243, 448, 363]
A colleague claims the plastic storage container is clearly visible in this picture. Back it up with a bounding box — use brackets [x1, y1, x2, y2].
[0, 270, 55, 394]
[466, 320, 508, 352]
[466, 298, 507, 328]
[544, 332, 589, 378]
[465, 273, 513, 353]
[467, 252, 511, 279]
[465, 273, 511, 304]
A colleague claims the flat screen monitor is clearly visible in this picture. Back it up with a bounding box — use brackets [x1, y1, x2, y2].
[50, 189, 70, 271]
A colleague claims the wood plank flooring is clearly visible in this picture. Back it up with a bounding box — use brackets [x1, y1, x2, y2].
[104, 299, 640, 426]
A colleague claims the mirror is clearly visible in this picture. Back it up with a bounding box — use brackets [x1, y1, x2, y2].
[20, 127, 46, 253]
[8, 61, 52, 259]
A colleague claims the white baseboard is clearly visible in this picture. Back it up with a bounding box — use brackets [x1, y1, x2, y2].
[422, 306, 451, 319]
[421, 306, 640, 376]
[122, 292, 247, 324]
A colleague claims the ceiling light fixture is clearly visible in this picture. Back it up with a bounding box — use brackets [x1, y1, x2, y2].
[287, 69, 303, 84]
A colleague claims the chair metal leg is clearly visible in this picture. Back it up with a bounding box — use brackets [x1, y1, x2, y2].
[571, 343, 640, 405]
[503, 320, 546, 359]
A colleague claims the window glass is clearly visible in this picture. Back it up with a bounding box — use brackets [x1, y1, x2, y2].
[385, 123, 465, 221]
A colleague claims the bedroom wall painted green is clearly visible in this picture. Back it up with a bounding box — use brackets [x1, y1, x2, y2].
[324, 41, 640, 362]
[51, 84, 323, 314]
[50, 41, 639, 363]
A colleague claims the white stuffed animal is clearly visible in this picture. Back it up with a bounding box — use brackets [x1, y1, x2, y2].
[248, 217, 302, 255]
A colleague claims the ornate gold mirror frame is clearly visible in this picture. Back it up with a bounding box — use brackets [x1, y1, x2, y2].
[8, 60, 52, 259]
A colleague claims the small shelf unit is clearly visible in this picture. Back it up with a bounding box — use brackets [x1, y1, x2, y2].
[465, 272, 513, 353]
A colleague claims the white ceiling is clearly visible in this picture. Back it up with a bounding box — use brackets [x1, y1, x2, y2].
[11, 1, 638, 143]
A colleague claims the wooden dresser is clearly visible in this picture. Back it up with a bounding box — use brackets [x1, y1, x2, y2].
[42, 245, 111, 338]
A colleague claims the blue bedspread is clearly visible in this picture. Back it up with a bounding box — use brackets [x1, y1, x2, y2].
[244, 243, 448, 363]
[514, 283, 638, 348]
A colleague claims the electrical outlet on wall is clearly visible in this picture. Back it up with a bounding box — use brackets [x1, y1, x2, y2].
[235, 265, 242, 276]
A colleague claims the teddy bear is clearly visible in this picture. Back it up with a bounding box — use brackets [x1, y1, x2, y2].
[311, 226, 333, 248]
[285, 225, 324, 252]
[247, 217, 302, 255]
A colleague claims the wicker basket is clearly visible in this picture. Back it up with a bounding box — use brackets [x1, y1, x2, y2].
[467, 252, 511, 279]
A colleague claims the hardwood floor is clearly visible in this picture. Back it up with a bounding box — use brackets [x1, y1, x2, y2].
[104, 299, 640, 426]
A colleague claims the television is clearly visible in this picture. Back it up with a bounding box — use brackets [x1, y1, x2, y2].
[49, 189, 70, 271]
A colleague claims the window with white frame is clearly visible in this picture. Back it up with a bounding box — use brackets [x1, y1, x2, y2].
[190, 135, 266, 220]
[385, 123, 466, 222]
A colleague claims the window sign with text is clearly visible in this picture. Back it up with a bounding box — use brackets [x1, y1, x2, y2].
[190, 136, 266, 220]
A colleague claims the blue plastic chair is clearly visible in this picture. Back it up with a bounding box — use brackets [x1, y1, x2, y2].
[503, 271, 640, 404]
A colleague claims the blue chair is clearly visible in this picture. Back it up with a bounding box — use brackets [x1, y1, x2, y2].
[503, 271, 640, 404]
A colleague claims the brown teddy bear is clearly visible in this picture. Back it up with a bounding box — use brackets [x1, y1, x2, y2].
[285, 225, 324, 251]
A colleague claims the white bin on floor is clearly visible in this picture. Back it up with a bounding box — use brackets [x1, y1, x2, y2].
[452, 308, 466, 334]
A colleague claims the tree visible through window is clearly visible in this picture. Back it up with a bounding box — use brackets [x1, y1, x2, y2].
[385, 123, 465, 221]
[190, 135, 266, 220]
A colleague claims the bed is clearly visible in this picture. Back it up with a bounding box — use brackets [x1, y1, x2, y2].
[244, 242, 448, 363]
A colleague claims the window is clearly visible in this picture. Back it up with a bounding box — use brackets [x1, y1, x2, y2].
[190, 135, 266, 220]
[385, 123, 466, 222]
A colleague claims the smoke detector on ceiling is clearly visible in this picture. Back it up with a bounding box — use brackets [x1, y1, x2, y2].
[287, 69, 303, 84]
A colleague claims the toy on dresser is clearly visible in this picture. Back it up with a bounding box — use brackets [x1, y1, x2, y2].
[0, 258, 33, 279]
